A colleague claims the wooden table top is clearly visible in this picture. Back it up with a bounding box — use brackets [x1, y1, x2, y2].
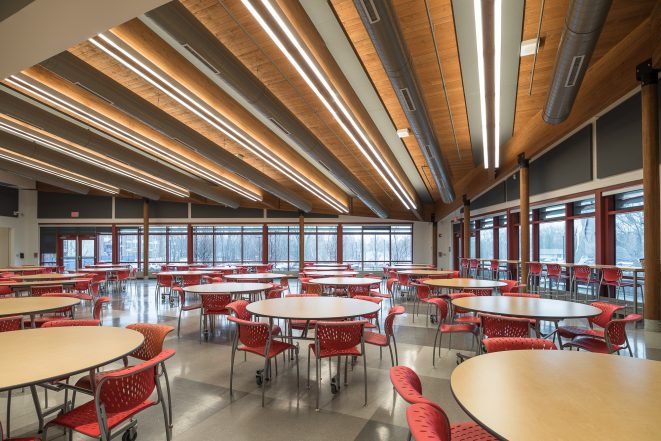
[85, 264, 130, 268]
[0, 267, 54, 273]
[0, 327, 143, 391]
[0, 297, 80, 317]
[247, 297, 380, 320]
[305, 271, 359, 277]
[0, 279, 88, 288]
[207, 266, 238, 271]
[398, 270, 455, 276]
[183, 282, 272, 294]
[17, 273, 87, 281]
[78, 267, 129, 273]
[305, 266, 348, 271]
[236, 263, 270, 268]
[223, 273, 288, 281]
[307, 263, 349, 267]
[308, 277, 379, 286]
[155, 270, 213, 276]
[452, 296, 602, 320]
[384, 265, 433, 270]
[423, 278, 507, 289]
[451, 351, 661, 441]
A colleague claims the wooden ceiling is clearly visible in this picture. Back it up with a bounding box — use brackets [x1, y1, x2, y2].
[1, 0, 657, 221]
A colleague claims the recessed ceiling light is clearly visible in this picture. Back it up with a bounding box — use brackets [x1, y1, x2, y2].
[396, 128, 410, 138]
[520, 38, 539, 57]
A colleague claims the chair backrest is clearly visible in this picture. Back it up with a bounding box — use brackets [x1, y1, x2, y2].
[285, 293, 319, 297]
[93, 296, 111, 321]
[266, 287, 284, 299]
[181, 274, 202, 286]
[489, 260, 499, 270]
[238, 267, 248, 274]
[226, 300, 251, 320]
[0, 285, 13, 296]
[126, 323, 175, 361]
[73, 278, 92, 290]
[528, 262, 542, 275]
[413, 283, 431, 301]
[573, 265, 592, 280]
[280, 277, 289, 288]
[546, 264, 562, 276]
[450, 270, 460, 278]
[460, 258, 468, 269]
[386, 278, 397, 294]
[228, 316, 270, 348]
[602, 267, 623, 283]
[201, 293, 232, 312]
[305, 283, 322, 295]
[348, 284, 370, 298]
[469, 259, 478, 269]
[502, 292, 540, 298]
[30, 284, 63, 296]
[406, 403, 452, 441]
[389, 366, 442, 412]
[589, 302, 624, 329]
[483, 337, 557, 353]
[95, 349, 175, 413]
[315, 320, 366, 353]
[42, 319, 101, 328]
[605, 314, 642, 348]
[480, 313, 531, 339]
[384, 306, 405, 338]
[463, 288, 492, 296]
[0, 316, 22, 332]
[500, 279, 519, 293]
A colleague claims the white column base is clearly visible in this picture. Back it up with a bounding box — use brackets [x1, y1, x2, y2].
[644, 319, 661, 332]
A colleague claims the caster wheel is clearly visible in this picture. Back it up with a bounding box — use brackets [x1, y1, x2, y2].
[256, 369, 264, 386]
[330, 377, 339, 394]
[122, 427, 137, 441]
[430, 314, 437, 324]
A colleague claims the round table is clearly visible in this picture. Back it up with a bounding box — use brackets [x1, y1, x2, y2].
[304, 271, 359, 277]
[0, 279, 88, 291]
[184, 282, 272, 300]
[397, 270, 455, 277]
[207, 266, 237, 272]
[451, 350, 661, 441]
[247, 297, 380, 321]
[305, 266, 348, 271]
[0, 267, 55, 274]
[17, 273, 87, 281]
[423, 278, 507, 290]
[451, 296, 601, 321]
[308, 277, 378, 286]
[85, 264, 130, 268]
[78, 267, 128, 273]
[155, 270, 212, 276]
[223, 273, 288, 282]
[0, 297, 80, 318]
[384, 265, 432, 271]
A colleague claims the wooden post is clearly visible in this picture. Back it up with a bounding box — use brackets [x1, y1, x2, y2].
[432, 214, 438, 268]
[337, 224, 343, 263]
[462, 196, 470, 260]
[111, 224, 118, 265]
[519, 154, 530, 285]
[298, 212, 305, 271]
[262, 224, 268, 264]
[143, 199, 149, 279]
[638, 60, 660, 331]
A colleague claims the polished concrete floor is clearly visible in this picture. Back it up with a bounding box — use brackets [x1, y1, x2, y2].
[3, 280, 661, 441]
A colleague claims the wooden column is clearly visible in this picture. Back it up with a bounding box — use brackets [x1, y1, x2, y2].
[298, 212, 305, 270]
[337, 224, 343, 263]
[262, 224, 268, 264]
[143, 199, 149, 279]
[432, 215, 438, 268]
[638, 60, 660, 331]
[111, 224, 118, 265]
[462, 196, 470, 260]
[519, 154, 530, 284]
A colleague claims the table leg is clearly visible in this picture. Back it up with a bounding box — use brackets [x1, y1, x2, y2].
[633, 271, 639, 316]
[29, 385, 44, 433]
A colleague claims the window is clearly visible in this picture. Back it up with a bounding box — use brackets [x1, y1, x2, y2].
[614, 190, 643, 210]
[342, 224, 412, 271]
[118, 227, 141, 268]
[268, 225, 299, 271]
[498, 227, 507, 260]
[539, 221, 565, 262]
[469, 236, 476, 258]
[615, 212, 644, 267]
[574, 217, 595, 264]
[192, 225, 263, 265]
[479, 229, 493, 259]
[192, 226, 214, 263]
[97, 232, 113, 263]
[304, 225, 337, 263]
[167, 226, 188, 264]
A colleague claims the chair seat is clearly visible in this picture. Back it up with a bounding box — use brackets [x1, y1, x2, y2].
[370, 292, 392, 299]
[182, 303, 202, 311]
[451, 422, 498, 440]
[558, 325, 604, 340]
[24, 316, 71, 328]
[290, 319, 317, 329]
[455, 316, 480, 325]
[203, 308, 229, 316]
[363, 331, 387, 346]
[440, 323, 478, 334]
[364, 322, 377, 329]
[6, 437, 39, 441]
[563, 336, 620, 354]
[239, 339, 294, 359]
[46, 399, 155, 438]
[309, 343, 361, 358]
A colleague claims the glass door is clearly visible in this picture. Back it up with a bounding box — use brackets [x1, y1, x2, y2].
[79, 237, 96, 269]
[58, 235, 97, 270]
[61, 238, 78, 271]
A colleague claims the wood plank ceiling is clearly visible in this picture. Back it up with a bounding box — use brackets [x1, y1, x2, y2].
[0, 0, 656, 220]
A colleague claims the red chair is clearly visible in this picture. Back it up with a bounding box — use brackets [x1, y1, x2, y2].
[0, 316, 22, 332]
[459, 258, 469, 277]
[41, 319, 100, 328]
[348, 284, 370, 298]
[432, 298, 479, 366]
[557, 302, 624, 344]
[228, 316, 298, 407]
[29, 285, 63, 297]
[598, 267, 637, 309]
[305, 282, 323, 295]
[156, 274, 174, 302]
[527, 262, 543, 293]
[448, 289, 491, 326]
[92, 296, 111, 324]
[226, 300, 281, 336]
[266, 287, 285, 299]
[479, 313, 531, 353]
[200, 293, 232, 341]
[468, 259, 479, 278]
[279, 276, 290, 293]
[364, 306, 405, 365]
[24, 293, 76, 328]
[72, 278, 95, 302]
[44, 349, 175, 441]
[502, 292, 540, 298]
[562, 314, 642, 356]
[390, 366, 495, 440]
[353, 295, 382, 330]
[0, 284, 13, 297]
[572, 265, 600, 302]
[483, 337, 557, 353]
[406, 402, 497, 441]
[173, 287, 201, 338]
[308, 321, 367, 410]
[411, 283, 439, 326]
[1, 422, 39, 441]
[500, 279, 520, 294]
[544, 264, 569, 299]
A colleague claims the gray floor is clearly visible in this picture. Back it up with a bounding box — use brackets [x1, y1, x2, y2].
[3, 280, 660, 441]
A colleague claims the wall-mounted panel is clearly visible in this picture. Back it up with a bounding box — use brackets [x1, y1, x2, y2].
[149, 201, 187, 218]
[0, 184, 18, 217]
[38, 191, 112, 218]
[472, 182, 506, 210]
[115, 198, 143, 219]
[192, 204, 262, 218]
[505, 172, 520, 201]
[530, 126, 592, 195]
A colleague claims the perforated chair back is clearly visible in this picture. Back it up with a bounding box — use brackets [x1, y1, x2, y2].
[226, 300, 251, 320]
[480, 313, 531, 339]
[201, 293, 232, 313]
[384, 306, 405, 338]
[605, 314, 642, 347]
[483, 337, 557, 353]
[93, 296, 111, 321]
[589, 302, 624, 329]
[42, 320, 101, 328]
[126, 323, 175, 361]
[0, 316, 22, 332]
[30, 285, 63, 297]
[406, 403, 452, 441]
[529, 262, 543, 275]
[314, 320, 366, 356]
[348, 284, 370, 298]
[463, 288, 492, 296]
[228, 316, 270, 348]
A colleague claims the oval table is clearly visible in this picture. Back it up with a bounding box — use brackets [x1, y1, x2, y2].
[183, 282, 273, 301]
[247, 296, 380, 321]
[398, 270, 455, 277]
[308, 277, 379, 296]
[0, 279, 88, 293]
[451, 350, 661, 441]
[223, 273, 288, 282]
[0, 297, 80, 327]
[423, 278, 507, 291]
[304, 266, 349, 271]
[451, 296, 601, 321]
[0, 326, 144, 433]
[16, 273, 87, 281]
[304, 271, 359, 278]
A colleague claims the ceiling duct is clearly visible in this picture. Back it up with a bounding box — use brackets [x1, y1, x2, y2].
[0, 159, 90, 194]
[0, 86, 240, 207]
[39, 52, 312, 212]
[353, 0, 455, 204]
[143, 1, 388, 218]
[543, 0, 612, 124]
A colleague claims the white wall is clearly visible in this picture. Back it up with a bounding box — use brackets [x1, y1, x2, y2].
[436, 217, 453, 270]
[0, 187, 39, 266]
[412, 221, 433, 264]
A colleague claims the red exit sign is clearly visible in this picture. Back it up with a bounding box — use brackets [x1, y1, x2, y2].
[71, 211, 79, 218]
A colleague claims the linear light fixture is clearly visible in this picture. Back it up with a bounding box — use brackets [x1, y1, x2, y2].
[242, 0, 416, 210]
[88, 32, 349, 214]
[474, 0, 502, 169]
[0, 147, 119, 193]
[4, 75, 261, 202]
[0, 116, 189, 197]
